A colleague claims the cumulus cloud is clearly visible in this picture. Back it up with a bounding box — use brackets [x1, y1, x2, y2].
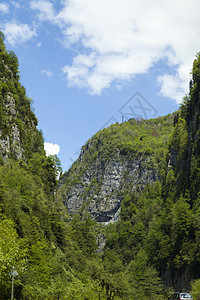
[44, 142, 60, 156]
[158, 74, 186, 103]
[41, 69, 53, 78]
[3, 22, 36, 46]
[0, 3, 9, 14]
[30, 0, 55, 21]
[31, 0, 200, 103]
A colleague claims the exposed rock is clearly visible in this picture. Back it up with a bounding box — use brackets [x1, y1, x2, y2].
[168, 149, 177, 168]
[96, 233, 106, 253]
[5, 93, 16, 117]
[0, 134, 10, 158]
[0, 92, 24, 160]
[10, 124, 23, 159]
[60, 153, 158, 224]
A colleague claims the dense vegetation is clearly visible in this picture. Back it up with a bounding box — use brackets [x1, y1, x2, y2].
[60, 51, 200, 299]
[102, 53, 200, 298]
[1, 28, 200, 299]
[0, 31, 123, 299]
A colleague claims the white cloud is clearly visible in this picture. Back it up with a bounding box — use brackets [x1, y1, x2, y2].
[41, 69, 53, 78]
[3, 22, 36, 46]
[37, 41, 42, 47]
[44, 142, 60, 156]
[31, 0, 200, 103]
[158, 74, 187, 104]
[30, 0, 55, 21]
[0, 3, 9, 14]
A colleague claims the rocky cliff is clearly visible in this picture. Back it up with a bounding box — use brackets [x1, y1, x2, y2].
[0, 92, 24, 160]
[0, 32, 43, 162]
[59, 115, 174, 223]
[60, 154, 157, 223]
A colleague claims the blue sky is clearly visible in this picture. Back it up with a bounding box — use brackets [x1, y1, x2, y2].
[0, 0, 200, 171]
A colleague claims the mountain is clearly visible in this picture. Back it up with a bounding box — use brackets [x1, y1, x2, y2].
[2, 26, 200, 299]
[59, 52, 200, 294]
[0, 31, 40, 162]
[59, 114, 174, 224]
[0, 31, 110, 300]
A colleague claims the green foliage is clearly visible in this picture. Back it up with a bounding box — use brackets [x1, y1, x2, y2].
[92, 115, 173, 162]
[0, 158, 106, 299]
[191, 278, 200, 300]
[0, 31, 5, 52]
[0, 30, 39, 161]
[180, 52, 200, 124]
[0, 214, 27, 297]
[3, 29, 200, 299]
[0, 34, 111, 299]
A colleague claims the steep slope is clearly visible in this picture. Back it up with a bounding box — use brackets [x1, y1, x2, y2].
[1, 30, 163, 300]
[59, 53, 200, 294]
[59, 115, 174, 223]
[0, 32, 110, 300]
[102, 54, 200, 292]
[0, 32, 41, 162]
[3, 25, 200, 298]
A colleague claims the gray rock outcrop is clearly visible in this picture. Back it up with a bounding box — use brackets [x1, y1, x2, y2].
[0, 92, 24, 160]
[59, 152, 157, 224]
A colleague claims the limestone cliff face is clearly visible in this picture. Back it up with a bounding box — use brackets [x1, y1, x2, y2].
[60, 153, 157, 223]
[59, 116, 172, 223]
[0, 36, 40, 161]
[0, 92, 24, 160]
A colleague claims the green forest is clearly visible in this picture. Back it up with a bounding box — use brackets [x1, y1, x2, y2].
[1, 29, 200, 299]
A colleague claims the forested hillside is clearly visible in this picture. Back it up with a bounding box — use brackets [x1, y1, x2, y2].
[1, 26, 200, 299]
[59, 51, 200, 298]
[0, 31, 127, 300]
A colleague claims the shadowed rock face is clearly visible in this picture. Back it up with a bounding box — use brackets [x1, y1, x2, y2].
[0, 93, 24, 160]
[59, 152, 158, 224]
